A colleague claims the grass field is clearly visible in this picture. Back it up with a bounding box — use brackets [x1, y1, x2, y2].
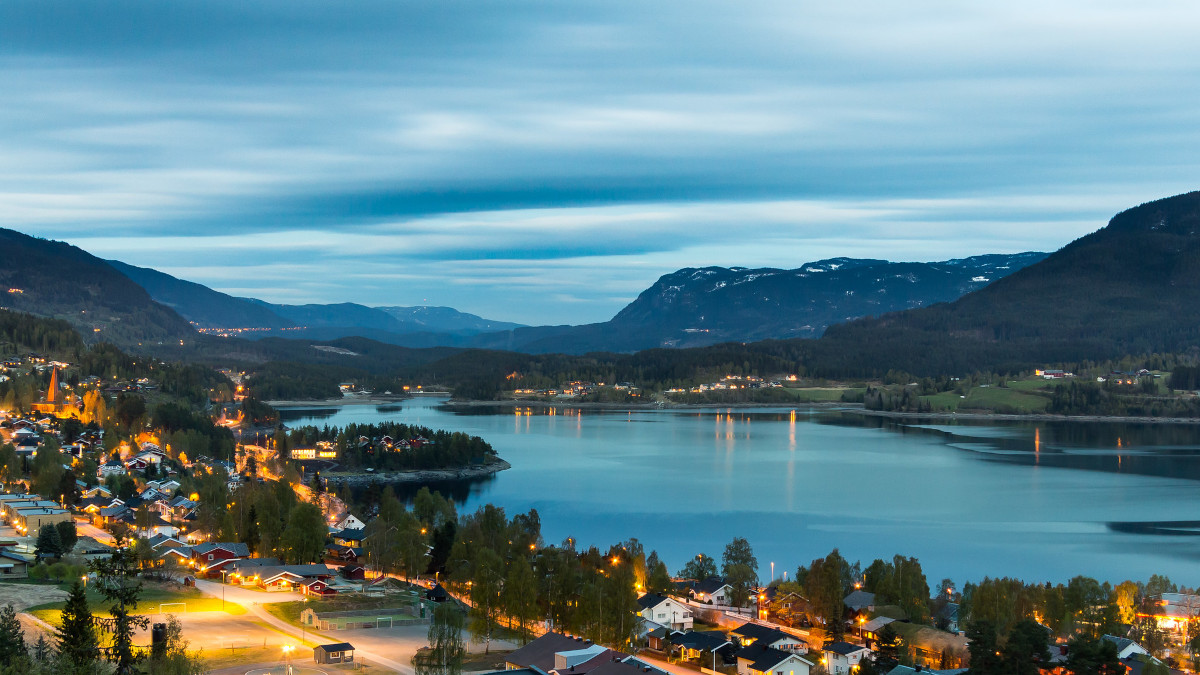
[923, 385, 1050, 413]
[266, 591, 422, 628]
[783, 387, 863, 402]
[27, 581, 245, 625]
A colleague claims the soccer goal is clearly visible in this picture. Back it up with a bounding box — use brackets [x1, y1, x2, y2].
[376, 617, 392, 628]
[158, 602, 187, 615]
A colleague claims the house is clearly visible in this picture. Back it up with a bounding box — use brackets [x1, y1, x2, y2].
[862, 616, 898, 645]
[762, 587, 812, 627]
[843, 590, 876, 613]
[730, 623, 807, 653]
[692, 578, 733, 605]
[885, 667, 967, 675]
[99, 460, 126, 478]
[935, 603, 960, 633]
[1100, 635, 1149, 660]
[335, 514, 365, 531]
[300, 577, 337, 596]
[426, 583, 449, 602]
[188, 542, 250, 577]
[138, 516, 179, 539]
[505, 632, 608, 672]
[314, 642, 354, 665]
[822, 642, 872, 675]
[638, 594, 694, 631]
[0, 549, 29, 578]
[1142, 593, 1200, 632]
[736, 644, 813, 675]
[81, 485, 112, 500]
[333, 528, 365, 547]
[251, 564, 335, 591]
[147, 534, 187, 550]
[674, 630, 734, 663]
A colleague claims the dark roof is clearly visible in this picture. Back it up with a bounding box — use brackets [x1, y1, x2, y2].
[638, 594, 671, 610]
[732, 623, 793, 645]
[674, 630, 730, 652]
[843, 590, 876, 610]
[737, 644, 805, 672]
[1101, 635, 1140, 654]
[317, 642, 354, 652]
[587, 661, 654, 675]
[694, 578, 729, 594]
[191, 542, 250, 557]
[936, 603, 959, 621]
[336, 528, 365, 541]
[506, 632, 594, 671]
[825, 641, 870, 656]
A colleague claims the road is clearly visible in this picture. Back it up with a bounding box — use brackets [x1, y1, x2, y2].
[193, 579, 415, 674]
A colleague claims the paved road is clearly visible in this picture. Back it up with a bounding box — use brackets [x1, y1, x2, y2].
[194, 578, 304, 605]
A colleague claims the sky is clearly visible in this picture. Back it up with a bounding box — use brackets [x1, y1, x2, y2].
[3, 1, 1200, 325]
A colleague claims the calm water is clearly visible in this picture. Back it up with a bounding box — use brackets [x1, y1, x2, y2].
[280, 398, 1200, 586]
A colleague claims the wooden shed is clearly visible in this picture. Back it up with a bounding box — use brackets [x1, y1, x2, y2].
[314, 642, 355, 664]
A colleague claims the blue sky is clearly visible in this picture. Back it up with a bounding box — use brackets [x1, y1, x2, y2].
[3, 1, 1200, 325]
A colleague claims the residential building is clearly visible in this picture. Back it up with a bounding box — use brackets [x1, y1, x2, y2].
[822, 642, 871, 675]
[638, 594, 694, 631]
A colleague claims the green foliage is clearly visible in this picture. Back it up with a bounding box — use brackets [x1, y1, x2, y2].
[0, 603, 27, 664]
[90, 543, 150, 674]
[289, 421, 496, 471]
[721, 537, 758, 608]
[280, 502, 327, 564]
[804, 548, 851, 638]
[679, 553, 717, 582]
[1063, 634, 1123, 675]
[863, 555, 930, 624]
[414, 602, 466, 675]
[56, 580, 100, 674]
[36, 523, 64, 559]
[138, 615, 204, 675]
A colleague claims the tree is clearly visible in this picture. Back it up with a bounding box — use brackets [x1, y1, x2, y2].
[90, 544, 150, 674]
[36, 523, 63, 560]
[806, 549, 850, 637]
[0, 604, 27, 664]
[721, 537, 759, 608]
[1002, 619, 1050, 675]
[646, 551, 672, 595]
[279, 502, 326, 564]
[1064, 635, 1123, 675]
[56, 520, 78, 555]
[415, 601, 466, 675]
[503, 557, 539, 643]
[141, 615, 205, 675]
[468, 548, 503, 654]
[965, 620, 1001, 675]
[56, 579, 99, 674]
[680, 553, 717, 582]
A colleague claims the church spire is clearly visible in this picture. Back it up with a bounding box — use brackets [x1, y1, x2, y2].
[46, 367, 59, 404]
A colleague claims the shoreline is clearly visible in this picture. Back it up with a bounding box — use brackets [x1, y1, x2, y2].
[272, 395, 1200, 426]
[322, 458, 511, 484]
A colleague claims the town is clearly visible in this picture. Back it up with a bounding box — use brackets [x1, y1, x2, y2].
[0, 352, 1191, 675]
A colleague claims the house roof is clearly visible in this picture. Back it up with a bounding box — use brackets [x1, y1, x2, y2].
[506, 632, 598, 671]
[317, 642, 354, 652]
[824, 641, 870, 656]
[844, 590, 876, 610]
[936, 603, 959, 621]
[732, 623, 795, 645]
[674, 630, 730, 653]
[637, 594, 673, 611]
[191, 542, 250, 557]
[863, 616, 897, 633]
[694, 578, 730, 595]
[737, 644, 812, 672]
[335, 528, 365, 541]
[1101, 635, 1142, 654]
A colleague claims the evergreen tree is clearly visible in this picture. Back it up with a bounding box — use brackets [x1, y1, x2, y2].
[56, 520, 78, 554]
[0, 604, 27, 663]
[35, 523, 63, 560]
[56, 579, 99, 674]
[90, 544, 149, 674]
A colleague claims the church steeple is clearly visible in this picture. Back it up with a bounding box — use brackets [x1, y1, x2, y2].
[46, 367, 59, 404]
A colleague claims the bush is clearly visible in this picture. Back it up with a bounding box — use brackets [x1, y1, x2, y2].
[27, 563, 48, 581]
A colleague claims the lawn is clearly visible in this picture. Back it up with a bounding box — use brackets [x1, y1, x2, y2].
[266, 591, 422, 628]
[923, 385, 1050, 413]
[783, 387, 863, 402]
[28, 580, 245, 625]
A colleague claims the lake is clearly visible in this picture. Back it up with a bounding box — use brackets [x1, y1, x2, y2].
[279, 397, 1200, 587]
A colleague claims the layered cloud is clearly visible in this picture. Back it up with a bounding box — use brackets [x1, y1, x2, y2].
[3, 1, 1199, 323]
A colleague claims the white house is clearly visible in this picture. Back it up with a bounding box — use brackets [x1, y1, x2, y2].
[1101, 635, 1148, 660]
[637, 594, 694, 631]
[693, 578, 733, 605]
[823, 642, 872, 675]
[731, 623, 807, 654]
[737, 645, 813, 675]
[336, 514, 365, 531]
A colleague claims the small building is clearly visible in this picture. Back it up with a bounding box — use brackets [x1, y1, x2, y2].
[822, 642, 872, 675]
[737, 644, 813, 675]
[692, 578, 733, 605]
[314, 642, 354, 665]
[1101, 635, 1149, 660]
[638, 593, 694, 631]
[0, 549, 29, 578]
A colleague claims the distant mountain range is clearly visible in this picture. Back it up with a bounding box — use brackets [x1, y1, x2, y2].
[468, 253, 1048, 353]
[0, 226, 1048, 354]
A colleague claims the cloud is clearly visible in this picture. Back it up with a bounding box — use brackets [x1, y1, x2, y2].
[3, 1, 1200, 323]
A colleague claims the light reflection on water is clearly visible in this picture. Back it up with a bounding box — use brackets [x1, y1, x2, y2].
[279, 399, 1200, 584]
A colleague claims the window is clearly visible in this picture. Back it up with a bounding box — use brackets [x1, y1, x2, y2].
[207, 554, 213, 561]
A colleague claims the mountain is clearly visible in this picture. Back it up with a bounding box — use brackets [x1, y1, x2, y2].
[105, 261, 523, 343]
[376, 306, 524, 334]
[0, 229, 195, 346]
[106, 260, 294, 329]
[467, 252, 1047, 354]
[809, 191, 1200, 376]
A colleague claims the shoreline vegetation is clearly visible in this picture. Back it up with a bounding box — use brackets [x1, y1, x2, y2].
[323, 457, 511, 484]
